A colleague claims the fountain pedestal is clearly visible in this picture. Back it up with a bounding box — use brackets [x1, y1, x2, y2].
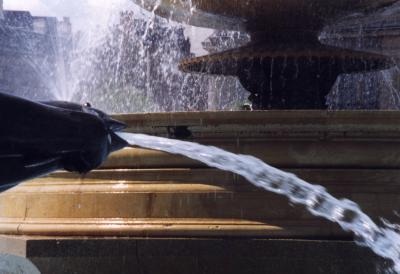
[0, 111, 398, 272]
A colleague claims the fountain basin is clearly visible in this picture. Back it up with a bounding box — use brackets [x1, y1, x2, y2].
[0, 110, 396, 273]
[0, 111, 399, 237]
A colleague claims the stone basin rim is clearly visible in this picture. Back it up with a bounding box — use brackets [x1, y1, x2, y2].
[0, 111, 399, 238]
[112, 110, 400, 128]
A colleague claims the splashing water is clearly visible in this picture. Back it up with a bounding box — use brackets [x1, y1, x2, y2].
[67, 1, 247, 113]
[118, 132, 400, 272]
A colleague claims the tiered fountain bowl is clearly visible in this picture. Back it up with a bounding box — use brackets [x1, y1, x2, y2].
[133, 0, 396, 109]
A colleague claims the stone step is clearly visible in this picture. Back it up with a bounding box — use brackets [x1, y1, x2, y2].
[0, 236, 389, 274]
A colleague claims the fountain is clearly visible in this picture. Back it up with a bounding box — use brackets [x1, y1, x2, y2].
[0, 111, 399, 273]
[133, 0, 397, 109]
[0, 1, 400, 274]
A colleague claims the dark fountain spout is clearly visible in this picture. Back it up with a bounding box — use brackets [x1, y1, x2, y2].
[0, 92, 128, 190]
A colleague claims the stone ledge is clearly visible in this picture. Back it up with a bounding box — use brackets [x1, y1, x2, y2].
[0, 236, 390, 274]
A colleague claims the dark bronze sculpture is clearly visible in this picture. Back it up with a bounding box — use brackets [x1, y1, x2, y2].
[0, 92, 127, 189]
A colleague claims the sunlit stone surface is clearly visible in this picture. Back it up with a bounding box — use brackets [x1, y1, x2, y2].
[1, 111, 400, 236]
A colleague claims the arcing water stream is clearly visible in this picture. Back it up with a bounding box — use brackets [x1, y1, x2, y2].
[118, 132, 400, 273]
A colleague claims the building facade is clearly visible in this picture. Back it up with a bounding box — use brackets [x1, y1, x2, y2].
[0, 7, 72, 100]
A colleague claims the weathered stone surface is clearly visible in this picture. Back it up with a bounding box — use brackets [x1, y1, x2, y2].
[0, 111, 398, 272]
[0, 236, 391, 274]
[0, 112, 399, 237]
